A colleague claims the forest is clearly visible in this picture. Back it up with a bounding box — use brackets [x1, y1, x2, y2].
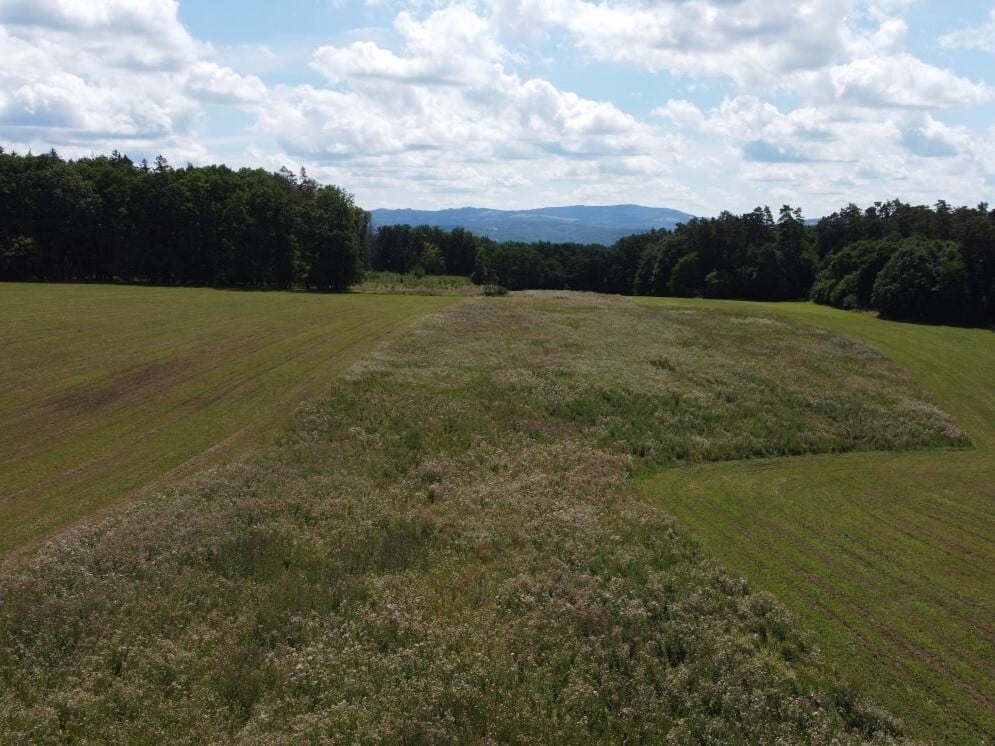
[2, 149, 993, 323]
[0, 149, 367, 290]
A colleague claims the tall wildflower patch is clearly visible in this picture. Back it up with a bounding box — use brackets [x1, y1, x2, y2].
[0, 292, 956, 741]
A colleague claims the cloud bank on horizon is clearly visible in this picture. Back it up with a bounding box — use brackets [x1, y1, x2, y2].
[1, 0, 994, 217]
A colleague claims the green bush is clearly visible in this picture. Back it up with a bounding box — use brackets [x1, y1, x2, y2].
[809, 271, 836, 305]
[829, 272, 859, 310]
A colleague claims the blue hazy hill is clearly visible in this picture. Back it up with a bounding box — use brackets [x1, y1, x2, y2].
[370, 204, 696, 245]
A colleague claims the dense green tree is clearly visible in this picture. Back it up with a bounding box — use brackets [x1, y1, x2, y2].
[871, 239, 971, 322]
[668, 252, 701, 297]
[0, 150, 366, 290]
[297, 186, 364, 290]
[484, 242, 565, 290]
[443, 227, 477, 276]
[416, 242, 446, 275]
[810, 240, 898, 309]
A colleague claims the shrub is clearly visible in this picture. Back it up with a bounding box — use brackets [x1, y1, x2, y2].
[829, 272, 859, 310]
[809, 271, 836, 305]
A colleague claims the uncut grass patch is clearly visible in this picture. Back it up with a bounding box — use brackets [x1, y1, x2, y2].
[0, 291, 958, 741]
[351, 271, 479, 295]
[516, 292, 966, 467]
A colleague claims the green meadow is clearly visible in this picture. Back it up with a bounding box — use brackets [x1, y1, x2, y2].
[0, 284, 990, 741]
[0, 284, 459, 556]
[639, 298, 995, 743]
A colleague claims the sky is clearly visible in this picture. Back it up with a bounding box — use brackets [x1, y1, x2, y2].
[2, 1, 995, 217]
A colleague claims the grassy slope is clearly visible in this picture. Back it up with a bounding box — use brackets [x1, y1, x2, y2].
[0, 292, 963, 742]
[0, 284, 459, 556]
[638, 298, 995, 743]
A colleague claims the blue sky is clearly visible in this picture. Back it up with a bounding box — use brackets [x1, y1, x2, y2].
[2, 1, 995, 217]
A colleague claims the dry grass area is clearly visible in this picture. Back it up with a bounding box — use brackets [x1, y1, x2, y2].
[0, 292, 964, 742]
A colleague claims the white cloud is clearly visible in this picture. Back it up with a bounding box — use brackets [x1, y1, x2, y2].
[652, 100, 705, 129]
[827, 54, 992, 108]
[185, 62, 267, 105]
[0, 24, 197, 140]
[1, 0, 993, 215]
[257, 3, 685, 208]
[841, 15, 908, 58]
[940, 8, 995, 53]
[0, 0, 255, 160]
[219, 2, 995, 211]
[491, 0, 850, 88]
[898, 116, 969, 159]
[0, 0, 198, 70]
[312, 6, 507, 87]
[492, 1, 995, 114]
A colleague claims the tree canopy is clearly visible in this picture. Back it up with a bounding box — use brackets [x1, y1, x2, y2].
[0, 150, 366, 289]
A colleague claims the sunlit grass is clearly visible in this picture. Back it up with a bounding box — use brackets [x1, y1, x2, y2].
[638, 297, 995, 743]
[0, 290, 956, 741]
[0, 283, 459, 555]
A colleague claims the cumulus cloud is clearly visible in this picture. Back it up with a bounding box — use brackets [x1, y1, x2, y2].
[827, 54, 992, 108]
[898, 117, 966, 158]
[652, 100, 705, 129]
[490, 0, 995, 115]
[490, 0, 849, 88]
[0, 0, 258, 160]
[0, 0, 198, 70]
[255, 4, 684, 207]
[180, 2, 995, 210]
[940, 8, 995, 53]
[1, 0, 993, 214]
[312, 6, 509, 86]
[184, 62, 267, 105]
[0, 24, 197, 142]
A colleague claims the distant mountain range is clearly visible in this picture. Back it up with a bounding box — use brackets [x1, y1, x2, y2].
[370, 204, 697, 245]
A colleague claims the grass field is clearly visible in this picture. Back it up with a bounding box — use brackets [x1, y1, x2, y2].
[351, 271, 479, 294]
[638, 298, 995, 743]
[0, 283, 459, 556]
[0, 291, 965, 741]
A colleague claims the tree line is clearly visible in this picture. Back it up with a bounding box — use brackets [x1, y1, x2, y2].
[0, 149, 367, 289]
[2, 149, 992, 323]
[375, 207, 816, 301]
[395, 206, 814, 300]
[378, 201, 994, 324]
[810, 200, 994, 323]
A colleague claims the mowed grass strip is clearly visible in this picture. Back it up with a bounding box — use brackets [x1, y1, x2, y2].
[638, 298, 995, 743]
[0, 283, 459, 556]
